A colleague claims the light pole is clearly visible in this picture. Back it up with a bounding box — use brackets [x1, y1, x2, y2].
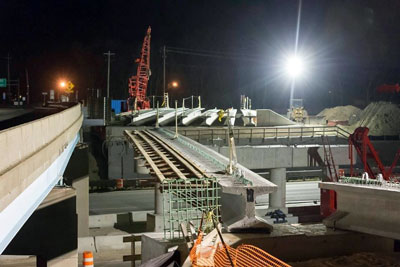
[104, 51, 115, 98]
[289, 0, 303, 109]
[162, 46, 166, 97]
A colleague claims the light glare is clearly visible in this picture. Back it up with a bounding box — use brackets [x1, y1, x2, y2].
[285, 55, 304, 78]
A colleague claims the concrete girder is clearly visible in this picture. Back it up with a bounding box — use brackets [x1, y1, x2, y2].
[320, 182, 400, 240]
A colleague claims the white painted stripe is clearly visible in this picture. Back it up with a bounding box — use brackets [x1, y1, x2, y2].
[83, 258, 93, 262]
[0, 134, 79, 254]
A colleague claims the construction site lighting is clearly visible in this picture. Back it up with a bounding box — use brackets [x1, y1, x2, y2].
[59, 81, 66, 88]
[172, 81, 178, 88]
[285, 55, 304, 78]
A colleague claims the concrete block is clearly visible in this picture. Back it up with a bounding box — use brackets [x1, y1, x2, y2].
[95, 235, 131, 251]
[146, 213, 164, 232]
[130, 210, 152, 222]
[89, 214, 117, 228]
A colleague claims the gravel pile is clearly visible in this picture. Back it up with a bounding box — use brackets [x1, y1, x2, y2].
[317, 105, 362, 121]
[354, 101, 400, 136]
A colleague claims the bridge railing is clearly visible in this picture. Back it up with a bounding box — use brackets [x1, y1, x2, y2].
[179, 125, 350, 145]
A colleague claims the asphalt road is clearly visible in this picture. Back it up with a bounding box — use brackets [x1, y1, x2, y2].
[89, 181, 320, 215]
[89, 189, 155, 215]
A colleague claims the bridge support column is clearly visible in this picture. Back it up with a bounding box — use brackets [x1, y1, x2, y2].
[269, 168, 287, 212]
[154, 183, 163, 215]
[147, 183, 164, 232]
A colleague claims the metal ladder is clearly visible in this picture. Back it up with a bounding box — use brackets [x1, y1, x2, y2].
[322, 135, 338, 182]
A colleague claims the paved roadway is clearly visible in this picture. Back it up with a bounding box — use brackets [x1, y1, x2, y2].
[89, 181, 320, 215]
[89, 189, 155, 215]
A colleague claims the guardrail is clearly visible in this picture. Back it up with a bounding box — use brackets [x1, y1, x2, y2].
[178, 125, 350, 145]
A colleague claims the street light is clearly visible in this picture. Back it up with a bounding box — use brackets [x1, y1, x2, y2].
[59, 81, 66, 88]
[168, 81, 179, 89]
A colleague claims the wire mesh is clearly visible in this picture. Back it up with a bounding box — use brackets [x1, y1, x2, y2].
[162, 177, 221, 240]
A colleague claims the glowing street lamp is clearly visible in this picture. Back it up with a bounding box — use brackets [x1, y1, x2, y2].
[59, 81, 66, 88]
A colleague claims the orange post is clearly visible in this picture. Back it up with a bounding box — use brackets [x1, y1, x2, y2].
[83, 251, 94, 267]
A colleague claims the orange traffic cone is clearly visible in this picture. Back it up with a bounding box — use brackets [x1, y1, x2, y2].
[83, 251, 94, 267]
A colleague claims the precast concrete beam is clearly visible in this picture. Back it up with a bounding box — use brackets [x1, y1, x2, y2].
[181, 108, 204, 126]
[0, 104, 83, 254]
[149, 129, 277, 232]
[201, 109, 219, 126]
[320, 182, 400, 240]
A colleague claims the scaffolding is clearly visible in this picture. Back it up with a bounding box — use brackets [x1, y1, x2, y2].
[162, 177, 221, 240]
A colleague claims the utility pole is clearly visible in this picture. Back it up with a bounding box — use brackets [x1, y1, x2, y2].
[163, 45, 166, 96]
[6, 53, 11, 101]
[103, 51, 115, 98]
[25, 69, 30, 105]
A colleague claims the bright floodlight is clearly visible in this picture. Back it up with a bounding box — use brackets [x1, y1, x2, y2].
[172, 81, 178, 88]
[285, 55, 304, 78]
[59, 81, 66, 88]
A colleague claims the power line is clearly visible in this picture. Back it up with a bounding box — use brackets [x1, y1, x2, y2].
[165, 46, 262, 63]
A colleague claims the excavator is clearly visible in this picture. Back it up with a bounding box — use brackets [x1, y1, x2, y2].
[127, 27, 151, 110]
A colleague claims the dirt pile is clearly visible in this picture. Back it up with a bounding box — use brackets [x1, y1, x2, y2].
[317, 105, 362, 121]
[353, 101, 400, 136]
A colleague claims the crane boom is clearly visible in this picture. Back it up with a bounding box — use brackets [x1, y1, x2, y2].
[128, 26, 151, 110]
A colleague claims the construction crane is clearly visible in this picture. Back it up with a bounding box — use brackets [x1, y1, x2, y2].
[376, 84, 400, 94]
[349, 127, 400, 181]
[128, 26, 151, 110]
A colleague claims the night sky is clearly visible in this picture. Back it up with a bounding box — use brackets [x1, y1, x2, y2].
[1, 0, 400, 113]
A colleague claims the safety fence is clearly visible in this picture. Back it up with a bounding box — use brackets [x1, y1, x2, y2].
[162, 177, 221, 240]
[178, 125, 350, 145]
[190, 232, 291, 267]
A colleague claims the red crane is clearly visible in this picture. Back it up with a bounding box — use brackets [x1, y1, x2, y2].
[128, 26, 151, 110]
[349, 127, 400, 180]
[376, 84, 400, 94]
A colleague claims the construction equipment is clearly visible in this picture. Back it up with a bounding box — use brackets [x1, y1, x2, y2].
[127, 27, 151, 110]
[376, 83, 400, 94]
[349, 127, 400, 181]
[288, 98, 308, 122]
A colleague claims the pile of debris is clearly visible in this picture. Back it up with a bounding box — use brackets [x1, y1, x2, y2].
[352, 101, 400, 136]
[318, 105, 362, 122]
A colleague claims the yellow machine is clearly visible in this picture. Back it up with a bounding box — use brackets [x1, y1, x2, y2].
[288, 99, 308, 122]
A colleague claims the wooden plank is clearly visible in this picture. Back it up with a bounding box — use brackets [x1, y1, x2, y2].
[124, 130, 166, 182]
[136, 131, 188, 180]
[123, 255, 141, 261]
[144, 130, 208, 178]
[123, 235, 141, 242]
